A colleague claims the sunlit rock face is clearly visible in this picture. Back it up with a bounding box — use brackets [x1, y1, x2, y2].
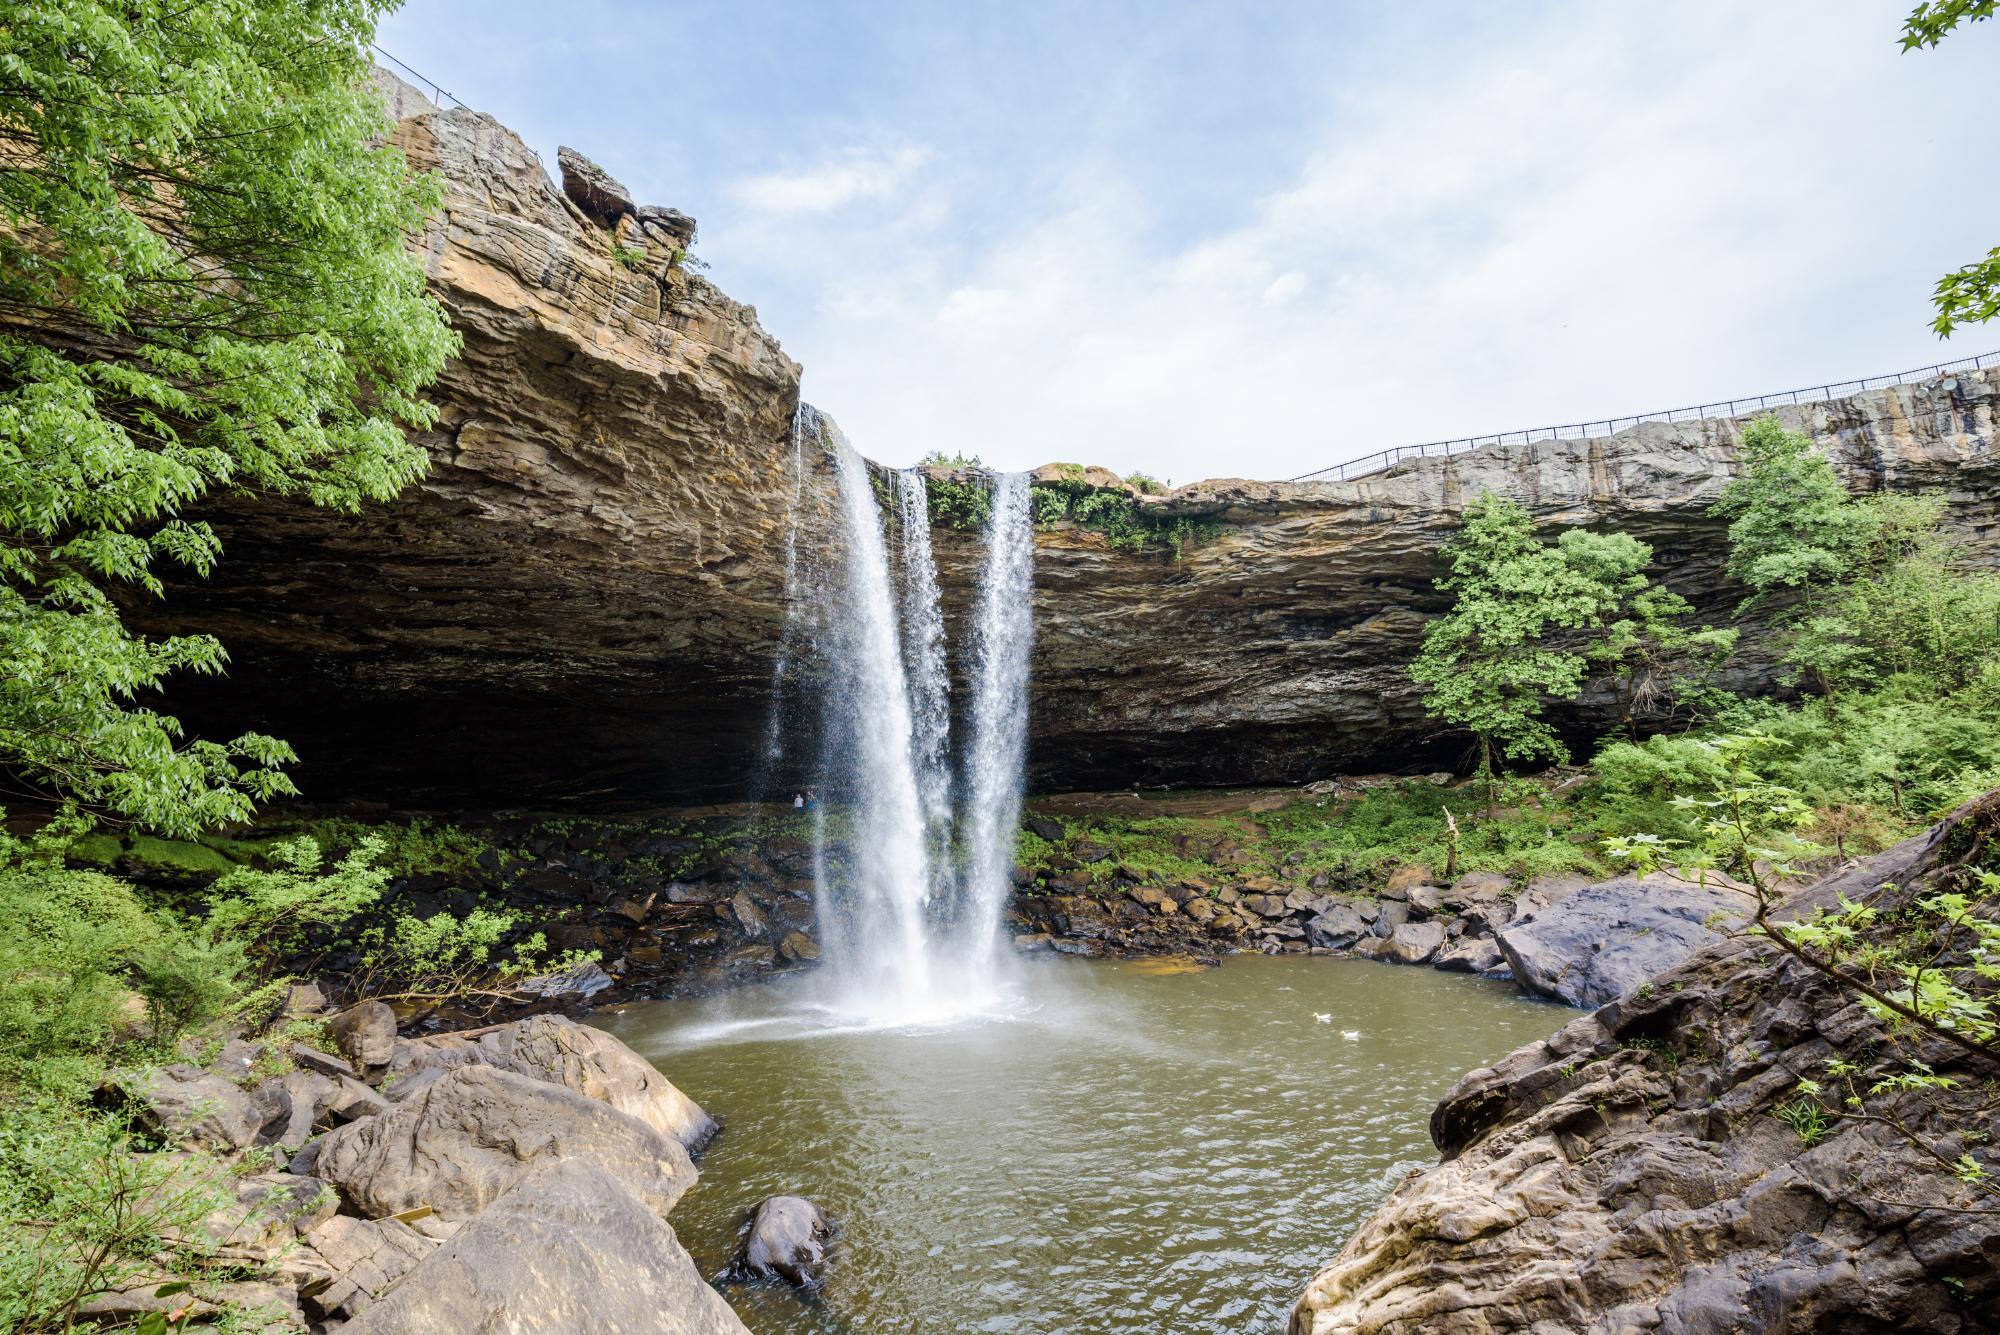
[139, 74, 821, 805]
[138, 77, 2000, 805]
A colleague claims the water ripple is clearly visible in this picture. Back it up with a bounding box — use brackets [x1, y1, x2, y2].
[596, 955, 1559, 1334]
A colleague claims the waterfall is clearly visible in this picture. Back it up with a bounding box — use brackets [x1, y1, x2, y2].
[892, 470, 954, 897]
[816, 420, 937, 1013]
[795, 408, 1035, 1025]
[957, 472, 1035, 976]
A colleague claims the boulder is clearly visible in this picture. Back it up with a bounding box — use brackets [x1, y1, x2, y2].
[1372, 900, 1411, 936]
[1432, 935, 1505, 974]
[1405, 884, 1449, 915]
[555, 146, 634, 226]
[1496, 873, 1748, 1008]
[1382, 920, 1446, 965]
[1025, 816, 1065, 841]
[294, 1214, 438, 1323]
[1517, 872, 1594, 917]
[1243, 894, 1292, 919]
[1383, 865, 1432, 896]
[1449, 871, 1513, 898]
[292, 1043, 358, 1081]
[113, 1065, 261, 1152]
[735, 1195, 833, 1287]
[1304, 904, 1367, 949]
[383, 1015, 715, 1152]
[341, 1162, 749, 1334]
[328, 1001, 397, 1072]
[778, 930, 821, 962]
[315, 1065, 695, 1219]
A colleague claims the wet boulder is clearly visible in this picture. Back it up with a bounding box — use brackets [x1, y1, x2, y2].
[1433, 934, 1506, 974]
[736, 1195, 834, 1288]
[315, 1065, 695, 1220]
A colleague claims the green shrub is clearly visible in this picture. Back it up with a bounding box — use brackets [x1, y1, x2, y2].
[0, 1102, 232, 1333]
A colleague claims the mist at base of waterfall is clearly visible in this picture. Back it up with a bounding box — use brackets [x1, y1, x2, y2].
[784, 408, 1035, 1029]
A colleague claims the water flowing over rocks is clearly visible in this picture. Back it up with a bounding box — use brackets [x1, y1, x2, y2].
[125, 72, 2000, 807]
[1289, 794, 2000, 1334]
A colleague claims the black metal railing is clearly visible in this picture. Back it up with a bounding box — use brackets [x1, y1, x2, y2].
[371, 44, 463, 108]
[1289, 348, 2000, 483]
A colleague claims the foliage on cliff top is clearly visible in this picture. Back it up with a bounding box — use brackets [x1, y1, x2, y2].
[0, 0, 459, 837]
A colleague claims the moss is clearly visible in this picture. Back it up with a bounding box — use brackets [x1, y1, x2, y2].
[121, 836, 240, 876]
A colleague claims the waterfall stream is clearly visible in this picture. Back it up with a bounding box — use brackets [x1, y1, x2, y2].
[957, 471, 1034, 979]
[790, 411, 1034, 1024]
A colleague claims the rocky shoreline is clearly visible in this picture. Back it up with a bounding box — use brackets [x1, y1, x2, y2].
[105, 1005, 752, 1332]
[1289, 794, 2000, 1333]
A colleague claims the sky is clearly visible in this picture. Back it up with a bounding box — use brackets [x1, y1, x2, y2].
[376, 1, 2000, 481]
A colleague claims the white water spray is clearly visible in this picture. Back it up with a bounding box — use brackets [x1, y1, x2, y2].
[817, 425, 937, 1014]
[892, 470, 954, 893]
[794, 410, 1036, 1026]
[957, 472, 1035, 976]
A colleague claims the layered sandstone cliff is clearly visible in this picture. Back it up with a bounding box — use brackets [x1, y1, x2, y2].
[139, 80, 2000, 805]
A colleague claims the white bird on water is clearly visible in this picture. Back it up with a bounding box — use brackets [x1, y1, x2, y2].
[1312, 1012, 1331, 1024]
[1341, 1030, 1361, 1041]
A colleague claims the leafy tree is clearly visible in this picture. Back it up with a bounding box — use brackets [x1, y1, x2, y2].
[0, 0, 459, 836]
[1709, 416, 1873, 693]
[1411, 495, 1683, 780]
[1901, 2, 1999, 333]
[1839, 494, 2000, 693]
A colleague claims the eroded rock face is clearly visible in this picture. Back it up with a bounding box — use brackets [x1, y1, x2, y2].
[139, 72, 812, 807]
[1290, 798, 2000, 1334]
[137, 73, 2000, 805]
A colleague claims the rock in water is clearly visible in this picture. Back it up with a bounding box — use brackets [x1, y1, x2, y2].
[736, 1196, 833, 1288]
[342, 1162, 749, 1334]
[1496, 873, 1746, 1008]
[315, 1065, 695, 1219]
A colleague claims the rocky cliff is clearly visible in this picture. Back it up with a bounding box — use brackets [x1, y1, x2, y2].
[1288, 794, 2000, 1334]
[138, 80, 2000, 805]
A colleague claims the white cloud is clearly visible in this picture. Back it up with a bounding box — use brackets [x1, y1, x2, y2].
[729, 145, 932, 216]
[1261, 272, 1308, 306]
[710, 3, 2000, 480]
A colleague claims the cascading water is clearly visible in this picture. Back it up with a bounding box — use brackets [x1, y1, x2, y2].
[956, 472, 1035, 978]
[891, 470, 954, 900]
[814, 422, 938, 1016]
[791, 408, 1036, 1025]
